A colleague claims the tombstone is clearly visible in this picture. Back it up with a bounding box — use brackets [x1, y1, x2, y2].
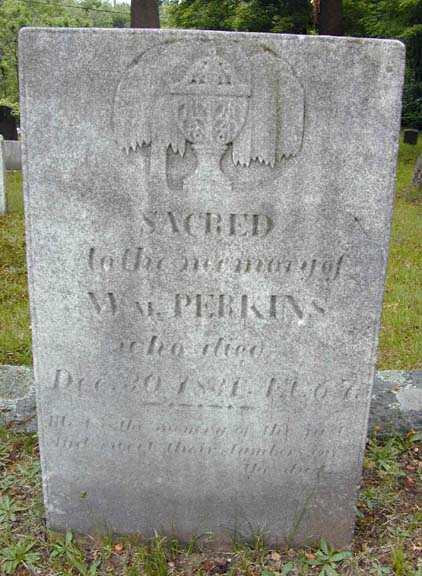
[3, 139, 22, 170]
[403, 129, 419, 145]
[412, 155, 422, 189]
[0, 135, 7, 214]
[20, 29, 405, 547]
[0, 105, 18, 141]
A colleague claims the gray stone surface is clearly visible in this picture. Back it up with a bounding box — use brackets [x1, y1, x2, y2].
[0, 365, 36, 432]
[3, 139, 22, 170]
[412, 155, 422, 189]
[370, 371, 422, 434]
[0, 135, 7, 213]
[20, 29, 405, 547]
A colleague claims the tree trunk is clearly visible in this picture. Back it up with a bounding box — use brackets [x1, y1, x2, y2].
[131, 0, 160, 28]
[318, 0, 343, 36]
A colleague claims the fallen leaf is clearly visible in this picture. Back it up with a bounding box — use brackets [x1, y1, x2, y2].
[201, 559, 216, 573]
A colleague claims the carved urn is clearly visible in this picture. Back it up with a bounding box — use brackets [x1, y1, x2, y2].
[170, 49, 251, 193]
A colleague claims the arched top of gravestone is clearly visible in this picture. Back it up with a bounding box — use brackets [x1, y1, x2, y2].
[112, 39, 305, 196]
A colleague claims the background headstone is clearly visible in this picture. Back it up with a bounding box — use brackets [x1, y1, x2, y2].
[0, 135, 7, 214]
[20, 29, 405, 548]
[403, 128, 419, 145]
[412, 155, 422, 189]
[3, 139, 22, 170]
[0, 106, 18, 141]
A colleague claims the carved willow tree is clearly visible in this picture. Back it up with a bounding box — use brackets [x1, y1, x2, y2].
[131, 0, 159, 28]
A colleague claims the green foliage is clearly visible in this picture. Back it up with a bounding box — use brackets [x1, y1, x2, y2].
[377, 133, 422, 369]
[305, 539, 352, 575]
[5, 170, 23, 213]
[0, 0, 130, 116]
[168, 533, 199, 557]
[390, 542, 413, 576]
[0, 495, 27, 525]
[0, 205, 31, 366]
[165, 0, 312, 34]
[50, 529, 101, 575]
[166, 0, 238, 30]
[134, 532, 169, 576]
[261, 562, 295, 576]
[233, 0, 311, 34]
[262, 563, 295, 575]
[369, 562, 392, 575]
[280, 564, 295, 576]
[0, 540, 40, 574]
[366, 436, 410, 478]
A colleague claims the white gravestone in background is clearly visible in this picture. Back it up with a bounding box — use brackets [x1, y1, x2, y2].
[20, 29, 404, 547]
[3, 139, 22, 171]
[0, 135, 7, 214]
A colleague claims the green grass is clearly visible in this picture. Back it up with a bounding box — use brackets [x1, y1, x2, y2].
[0, 174, 31, 364]
[0, 137, 421, 368]
[395, 135, 422, 199]
[0, 427, 420, 575]
[378, 136, 422, 369]
[5, 171, 24, 214]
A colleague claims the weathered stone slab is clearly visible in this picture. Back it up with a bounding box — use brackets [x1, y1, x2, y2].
[412, 155, 422, 188]
[20, 29, 404, 547]
[0, 365, 36, 432]
[370, 371, 422, 434]
[3, 139, 22, 171]
[0, 135, 7, 214]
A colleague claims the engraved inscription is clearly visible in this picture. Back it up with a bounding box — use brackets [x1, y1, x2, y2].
[201, 337, 264, 359]
[50, 368, 364, 407]
[88, 246, 345, 282]
[119, 336, 185, 358]
[87, 292, 326, 323]
[89, 212, 274, 240]
[44, 417, 342, 480]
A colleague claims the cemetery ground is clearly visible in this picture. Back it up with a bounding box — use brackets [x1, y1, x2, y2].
[0, 136, 421, 575]
[0, 426, 421, 575]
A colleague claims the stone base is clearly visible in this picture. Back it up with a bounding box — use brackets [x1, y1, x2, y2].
[0, 365, 36, 432]
[369, 370, 422, 434]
